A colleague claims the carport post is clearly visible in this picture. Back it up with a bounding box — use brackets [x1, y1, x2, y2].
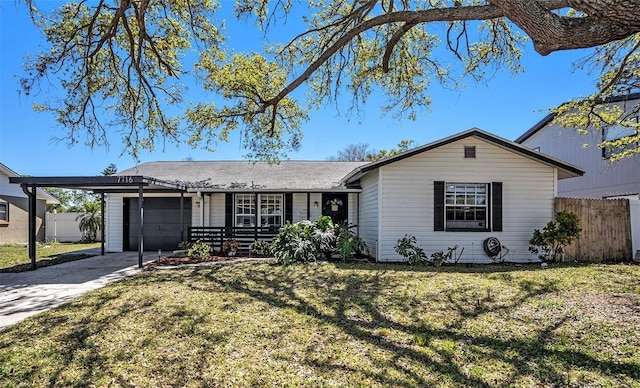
[180, 192, 184, 242]
[100, 192, 105, 256]
[138, 184, 144, 268]
[21, 184, 38, 270]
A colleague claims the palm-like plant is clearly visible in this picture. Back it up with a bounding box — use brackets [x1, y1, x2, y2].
[76, 201, 102, 243]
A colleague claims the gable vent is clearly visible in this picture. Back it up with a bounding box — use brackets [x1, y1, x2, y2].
[464, 146, 476, 158]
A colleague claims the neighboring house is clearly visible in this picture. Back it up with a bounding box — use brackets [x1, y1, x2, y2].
[0, 163, 59, 244]
[515, 94, 640, 257]
[515, 93, 640, 199]
[106, 129, 582, 263]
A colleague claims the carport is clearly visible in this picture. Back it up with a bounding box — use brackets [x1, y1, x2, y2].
[8, 175, 186, 269]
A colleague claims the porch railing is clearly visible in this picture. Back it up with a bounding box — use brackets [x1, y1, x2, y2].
[188, 226, 280, 253]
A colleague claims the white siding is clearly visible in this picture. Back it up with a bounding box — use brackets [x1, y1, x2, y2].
[348, 193, 358, 227]
[309, 193, 322, 221]
[376, 139, 556, 263]
[628, 197, 640, 257]
[106, 194, 124, 252]
[192, 194, 203, 227]
[209, 193, 225, 226]
[292, 193, 309, 222]
[359, 170, 379, 259]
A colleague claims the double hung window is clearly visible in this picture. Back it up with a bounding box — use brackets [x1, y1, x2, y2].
[235, 194, 283, 227]
[0, 202, 7, 222]
[445, 183, 488, 230]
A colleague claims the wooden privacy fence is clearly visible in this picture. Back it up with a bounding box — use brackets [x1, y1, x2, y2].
[555, 197, 631, 262]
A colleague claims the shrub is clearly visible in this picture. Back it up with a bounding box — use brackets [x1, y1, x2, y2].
[335, 223, 368, 261]
[271, 216, 368, 265]
[188, 240, 211, 260]
[177, 241, 192, 250]
[271, 221, 316, 265]
[431, 245, 464, 267]
[250, 240, 272, 256]
[529, 211, 581, 263]
[394, 234, 428, 266]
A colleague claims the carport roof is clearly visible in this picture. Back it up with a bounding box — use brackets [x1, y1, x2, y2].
[8, 175, 186, 193]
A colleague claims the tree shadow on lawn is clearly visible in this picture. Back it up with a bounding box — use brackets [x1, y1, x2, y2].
[0, 253, 95, 273]
[193, 263, 640, 386]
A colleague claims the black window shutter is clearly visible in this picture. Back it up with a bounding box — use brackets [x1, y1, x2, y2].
[225, 193, 233, 228]
[492, 182, 503, 232]
[434, 181, 445, 231]
[285, 193, 293, 223]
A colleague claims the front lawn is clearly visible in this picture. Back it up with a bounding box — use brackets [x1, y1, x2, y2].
[0, 242, 100, 272]
[1, 263, 639, 387]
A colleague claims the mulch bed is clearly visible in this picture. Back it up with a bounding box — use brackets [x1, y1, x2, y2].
[145, 254, 268, 268]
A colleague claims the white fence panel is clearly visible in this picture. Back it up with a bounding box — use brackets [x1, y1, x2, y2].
[630, 198, 640, 259]
[45, 212, 99, 242]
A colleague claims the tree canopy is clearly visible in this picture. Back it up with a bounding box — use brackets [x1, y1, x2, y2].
[328, 140, 415, 161]
[19, 0, 640, 161]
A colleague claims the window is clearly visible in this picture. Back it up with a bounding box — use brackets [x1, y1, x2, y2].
[464, 146, 476, 158]
[0, 203, 7, 222]
[445, 183, 488, 230]
[602, 118, 639, 159]
[259, 194, 283, 227]
[235, 194, 283, 227]
[235, 194, 255, 226]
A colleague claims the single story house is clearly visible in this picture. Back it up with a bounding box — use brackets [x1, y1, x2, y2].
[9, 129, 584, 265]
[102, 128, 583, 263]
[0, 163, 59, 244]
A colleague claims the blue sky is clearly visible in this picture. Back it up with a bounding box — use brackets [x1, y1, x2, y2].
[1, 1, 597, 176]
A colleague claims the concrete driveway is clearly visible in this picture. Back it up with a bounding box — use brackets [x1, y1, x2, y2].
[0, 251, 157, 329]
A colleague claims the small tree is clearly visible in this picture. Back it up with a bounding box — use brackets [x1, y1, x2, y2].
[394, 234, 428, 266]
[76, 201, 102, 242]
[529, 211, 581, 263]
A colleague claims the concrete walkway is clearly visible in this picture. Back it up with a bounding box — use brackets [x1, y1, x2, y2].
[0, 250, 157, 330]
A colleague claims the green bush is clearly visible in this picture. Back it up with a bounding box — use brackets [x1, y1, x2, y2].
[271, 221, 316, 265]
[188, 240, 211, 260]
[250, 240, 272, 256]
[394, 234, 428, 266]
[529, 211, 581, 263]
[335, 223, 368, 261]
[271, 216, 368, 265]
[177, 241, 192, 250]
[430, 245, 464, 267]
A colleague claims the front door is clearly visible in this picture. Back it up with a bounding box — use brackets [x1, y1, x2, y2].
[322, 193, 348, 225]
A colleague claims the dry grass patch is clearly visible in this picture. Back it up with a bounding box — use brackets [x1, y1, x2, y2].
[1, 262, 639, 387]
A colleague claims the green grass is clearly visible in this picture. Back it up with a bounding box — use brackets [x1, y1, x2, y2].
[1, 262, 639, 387]
[0, 242, 100, 272]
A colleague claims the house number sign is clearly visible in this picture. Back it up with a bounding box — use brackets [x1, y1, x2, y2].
[116, 176, 136, 184]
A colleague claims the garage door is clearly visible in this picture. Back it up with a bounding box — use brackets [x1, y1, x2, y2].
[124, 197, 192, 251]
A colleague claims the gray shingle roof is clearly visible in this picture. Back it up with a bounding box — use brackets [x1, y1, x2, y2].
[116, 161, 367, 191]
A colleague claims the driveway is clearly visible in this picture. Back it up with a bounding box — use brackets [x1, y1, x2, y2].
[0, 251, 157, 329]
